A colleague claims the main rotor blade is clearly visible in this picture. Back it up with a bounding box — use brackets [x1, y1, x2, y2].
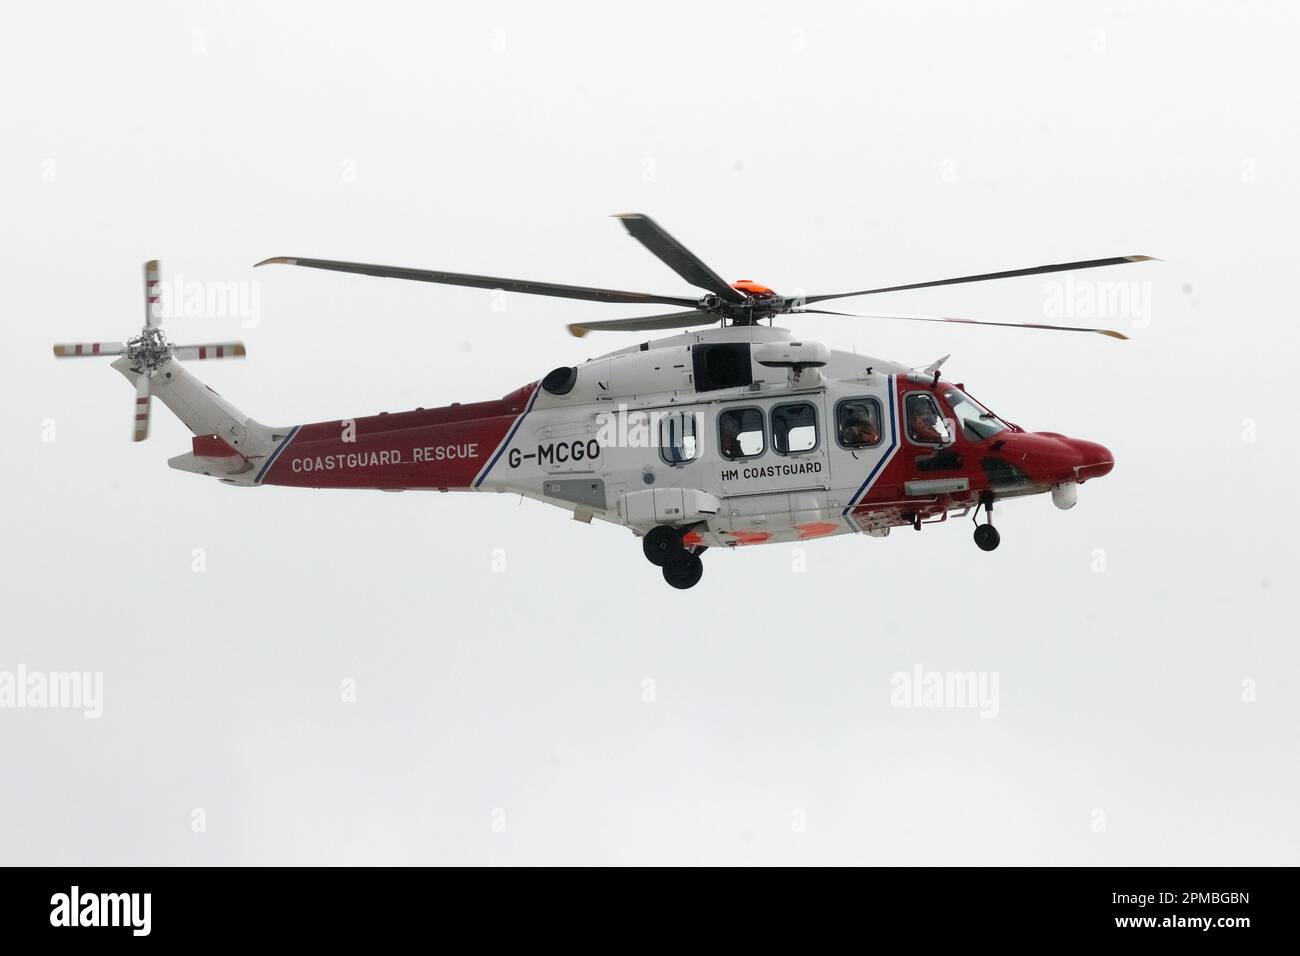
[172, 342, 247, 360]
[567, 310, 714, 338]
[133, 372, 152, 442]
[802, 255, 1156, 305]
[255, 257, 699, 309]
[144, 260, 163, 329]
[613, 214, 746, 303]
[792, 309, 1129, 339]
[53, 341, 125, 357]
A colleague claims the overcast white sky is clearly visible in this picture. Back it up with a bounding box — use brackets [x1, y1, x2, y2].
[1, 0, 1297, 865]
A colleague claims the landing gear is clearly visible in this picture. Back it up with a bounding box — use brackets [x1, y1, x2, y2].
[641, 525, 706, 588]
[642, 525, 684, 566]
[662, 551, 704, 589]
[973, 497, 1000, 552]
[642, 525, 705, 587]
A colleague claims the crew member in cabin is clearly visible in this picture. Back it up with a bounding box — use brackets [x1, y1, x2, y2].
[907, 395, 947, 444]
[840, 405, 880, 446]
[720, 414, 743, 459]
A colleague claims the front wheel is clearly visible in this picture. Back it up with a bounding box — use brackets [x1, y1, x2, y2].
[973, 524, 1001, 552]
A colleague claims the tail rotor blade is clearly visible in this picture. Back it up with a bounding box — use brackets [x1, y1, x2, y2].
[172, 342, 247, 361]
[133, 373, 152, 442]
[144, 260, 163, 329]
[53, 342, 125, 357]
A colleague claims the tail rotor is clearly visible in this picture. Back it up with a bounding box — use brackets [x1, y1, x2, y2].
[53, 259, 249, 441]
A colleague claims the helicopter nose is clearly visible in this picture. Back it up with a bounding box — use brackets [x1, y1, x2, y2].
[1068, 439, 1114, 480]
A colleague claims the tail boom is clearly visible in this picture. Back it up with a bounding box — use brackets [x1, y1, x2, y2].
[255, 383, 539, 490]
[113, 357, 283, 482]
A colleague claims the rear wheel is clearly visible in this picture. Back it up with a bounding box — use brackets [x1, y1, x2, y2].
[662, 552, 704, 589]
[642, 525, 684, 566]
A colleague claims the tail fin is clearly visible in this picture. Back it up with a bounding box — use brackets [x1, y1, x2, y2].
[112, 357, 288, 484]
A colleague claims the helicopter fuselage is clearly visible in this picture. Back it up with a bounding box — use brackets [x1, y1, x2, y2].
[238, 324, 1113, 549]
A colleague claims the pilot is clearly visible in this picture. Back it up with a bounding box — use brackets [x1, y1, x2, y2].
[909, 399, 946, 444]
[840, 406, 880, 446]
[719, 415, 743, 459]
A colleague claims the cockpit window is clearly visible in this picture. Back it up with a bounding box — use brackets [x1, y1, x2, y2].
[942, 388, 1008, 442]
[904, 393, 952, 445]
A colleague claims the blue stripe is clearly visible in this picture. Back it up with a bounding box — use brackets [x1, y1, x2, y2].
[842, 375, 897, 516]
[473, 383, 541, 488]
[254, 425, 301, 484]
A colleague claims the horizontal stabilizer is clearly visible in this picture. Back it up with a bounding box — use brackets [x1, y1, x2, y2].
[168, 433, 253, 477]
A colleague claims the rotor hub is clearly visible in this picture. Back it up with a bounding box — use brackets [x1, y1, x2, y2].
[696, 281, 790, 326]
[126, 327, 173, 372]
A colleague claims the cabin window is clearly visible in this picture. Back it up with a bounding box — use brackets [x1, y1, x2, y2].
[771, 402, 818, 455]
[718, 407, 764, 460]
[659, 411, 700, 465]
[904, 392, 952, 445]
[836, 398, 884, 448]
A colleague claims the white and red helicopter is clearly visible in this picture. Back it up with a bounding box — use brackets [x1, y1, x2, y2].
[55, 215, 1152, 588]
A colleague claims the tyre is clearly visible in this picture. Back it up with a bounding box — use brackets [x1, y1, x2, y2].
[662, 552, 704, 589]
[642, 525, 684, 566]
[973, 524, 1001, 552]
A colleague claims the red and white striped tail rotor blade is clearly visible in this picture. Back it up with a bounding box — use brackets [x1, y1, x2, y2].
[52, 341, 126, 358]
[144, 259, 163, 329]
[172, 342, 247, 361]
[132, 372, 152, 442]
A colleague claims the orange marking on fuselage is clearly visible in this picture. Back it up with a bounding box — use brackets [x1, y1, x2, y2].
[795, 521, 840, 540]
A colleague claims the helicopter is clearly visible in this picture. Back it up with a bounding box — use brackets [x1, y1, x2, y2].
[54, 216, 1152, 589]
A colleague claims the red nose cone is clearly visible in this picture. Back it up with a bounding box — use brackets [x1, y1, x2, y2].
[1069, 439, 1114, 480]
